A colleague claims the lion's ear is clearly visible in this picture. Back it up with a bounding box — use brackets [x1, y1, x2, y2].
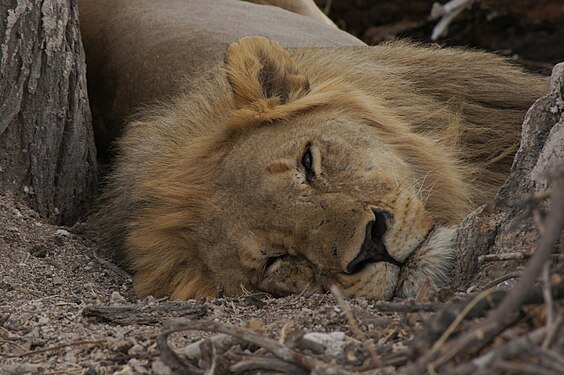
[225, 36, 310, 109]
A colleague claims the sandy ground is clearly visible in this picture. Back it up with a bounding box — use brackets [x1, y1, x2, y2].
[4, 191, 559, 375]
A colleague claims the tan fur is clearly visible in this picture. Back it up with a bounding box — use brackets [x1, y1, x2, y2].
[246, 0, 336, 26]
[83, 0, 548, 300]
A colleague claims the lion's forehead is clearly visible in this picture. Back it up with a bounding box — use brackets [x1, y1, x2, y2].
[221, 115, 414, 186]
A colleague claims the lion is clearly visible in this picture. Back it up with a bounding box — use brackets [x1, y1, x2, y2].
[80, 0, 548, 300]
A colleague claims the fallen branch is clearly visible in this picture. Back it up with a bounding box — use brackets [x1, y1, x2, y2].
[408, 280, 564, 370]
[429, 0, 477, 40]
[178, 333, 245, 360]
[83, 301, 207, 325]
[478, 252, 526, 262]
[481, 272, 521, 290]
[407, 163, 564, 373]
[230, 355, 308, 374]
[0, 339, 106, 359]
[444, 326, 547, 375]
[373, 301, 443, 313]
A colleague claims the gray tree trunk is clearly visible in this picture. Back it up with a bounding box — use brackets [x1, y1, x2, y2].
[0, 0, 96, 225]
[452, 64, 564, 290]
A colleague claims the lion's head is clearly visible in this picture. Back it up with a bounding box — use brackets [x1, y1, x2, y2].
[102, 37, 469, 300]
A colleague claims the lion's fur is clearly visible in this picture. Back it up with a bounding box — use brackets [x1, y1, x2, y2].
[82, 0, 548, 300]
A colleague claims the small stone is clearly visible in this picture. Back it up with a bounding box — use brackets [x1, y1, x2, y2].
[110, 291, 127, 305]
[84, 365, 99, 375]
[128, 343, 145, 356]
[22, 327, 40, 341]
[303, 332, 347, 357]
[112, 339, 133, 353]
[64, 350, 77, 364]
[55, 229, 71, 237]
[392, 341, 408, 353]
[23, 185, 36, 195]
[151, 360, 172, 375]
[245, 319, 265, 333]
[113, 365, 133, 375]
[52, 276, 63, 285]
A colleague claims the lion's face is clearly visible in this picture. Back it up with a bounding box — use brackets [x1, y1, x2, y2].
[124, 36, 458, 300]
[206, 110, 434, 299]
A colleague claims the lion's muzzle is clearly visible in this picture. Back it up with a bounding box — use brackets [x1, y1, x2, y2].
[345, 208, 401, 274]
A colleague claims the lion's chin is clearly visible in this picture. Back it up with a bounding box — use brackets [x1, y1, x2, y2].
[335, 262, 401, 300]
[395, 226, 456, 298]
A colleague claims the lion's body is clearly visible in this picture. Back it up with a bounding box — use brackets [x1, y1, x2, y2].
[81, 0, 547, 300]
[79, 0, 362, 157]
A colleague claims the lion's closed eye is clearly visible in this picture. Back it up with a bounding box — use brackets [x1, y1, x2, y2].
[300, 142, 323, 184]
[301, 143, 315, 183]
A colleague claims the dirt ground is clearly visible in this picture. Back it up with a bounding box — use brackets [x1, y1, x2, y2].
[1, 189, 561, 374]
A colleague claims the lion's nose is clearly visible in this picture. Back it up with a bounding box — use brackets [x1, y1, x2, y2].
[345, 209, 401, 274]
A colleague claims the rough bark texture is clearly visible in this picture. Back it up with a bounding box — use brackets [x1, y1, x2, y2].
[0, 0, 96, 225]
[451, 63, 564, 290]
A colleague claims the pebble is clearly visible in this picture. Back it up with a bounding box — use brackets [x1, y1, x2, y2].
[245, 319, 265, 333]
[22, 327, 40, 341]
[110, 291, 127, 305]
[64, 350, 77, 364]
[303, 331, 347, 357]
[55, 229, 71, 237]
[151, 360, 172, 375]
[114, 365, 133, 375]
[2, 364, 44, 375]
[128, 343, 145, 356]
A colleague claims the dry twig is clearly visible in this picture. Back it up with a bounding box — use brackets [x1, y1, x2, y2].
[83, 301, 207, 325]
[478, 252, 526, 262]
[373, 301, 443, 313]
[445, 327, 547, 375]
[0, 339, 106, 359]
[429, 0, 477, 40]
[230, 356, 308, 374]
[330, 286, 365, 341]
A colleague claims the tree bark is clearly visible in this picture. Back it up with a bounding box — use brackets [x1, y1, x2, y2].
[451, 64, 564, 290]
[0, 0, 96, 225]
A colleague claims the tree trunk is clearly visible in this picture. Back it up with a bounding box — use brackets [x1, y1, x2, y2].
[0, 0, 96, 225]
[451, 64, 564, 290]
